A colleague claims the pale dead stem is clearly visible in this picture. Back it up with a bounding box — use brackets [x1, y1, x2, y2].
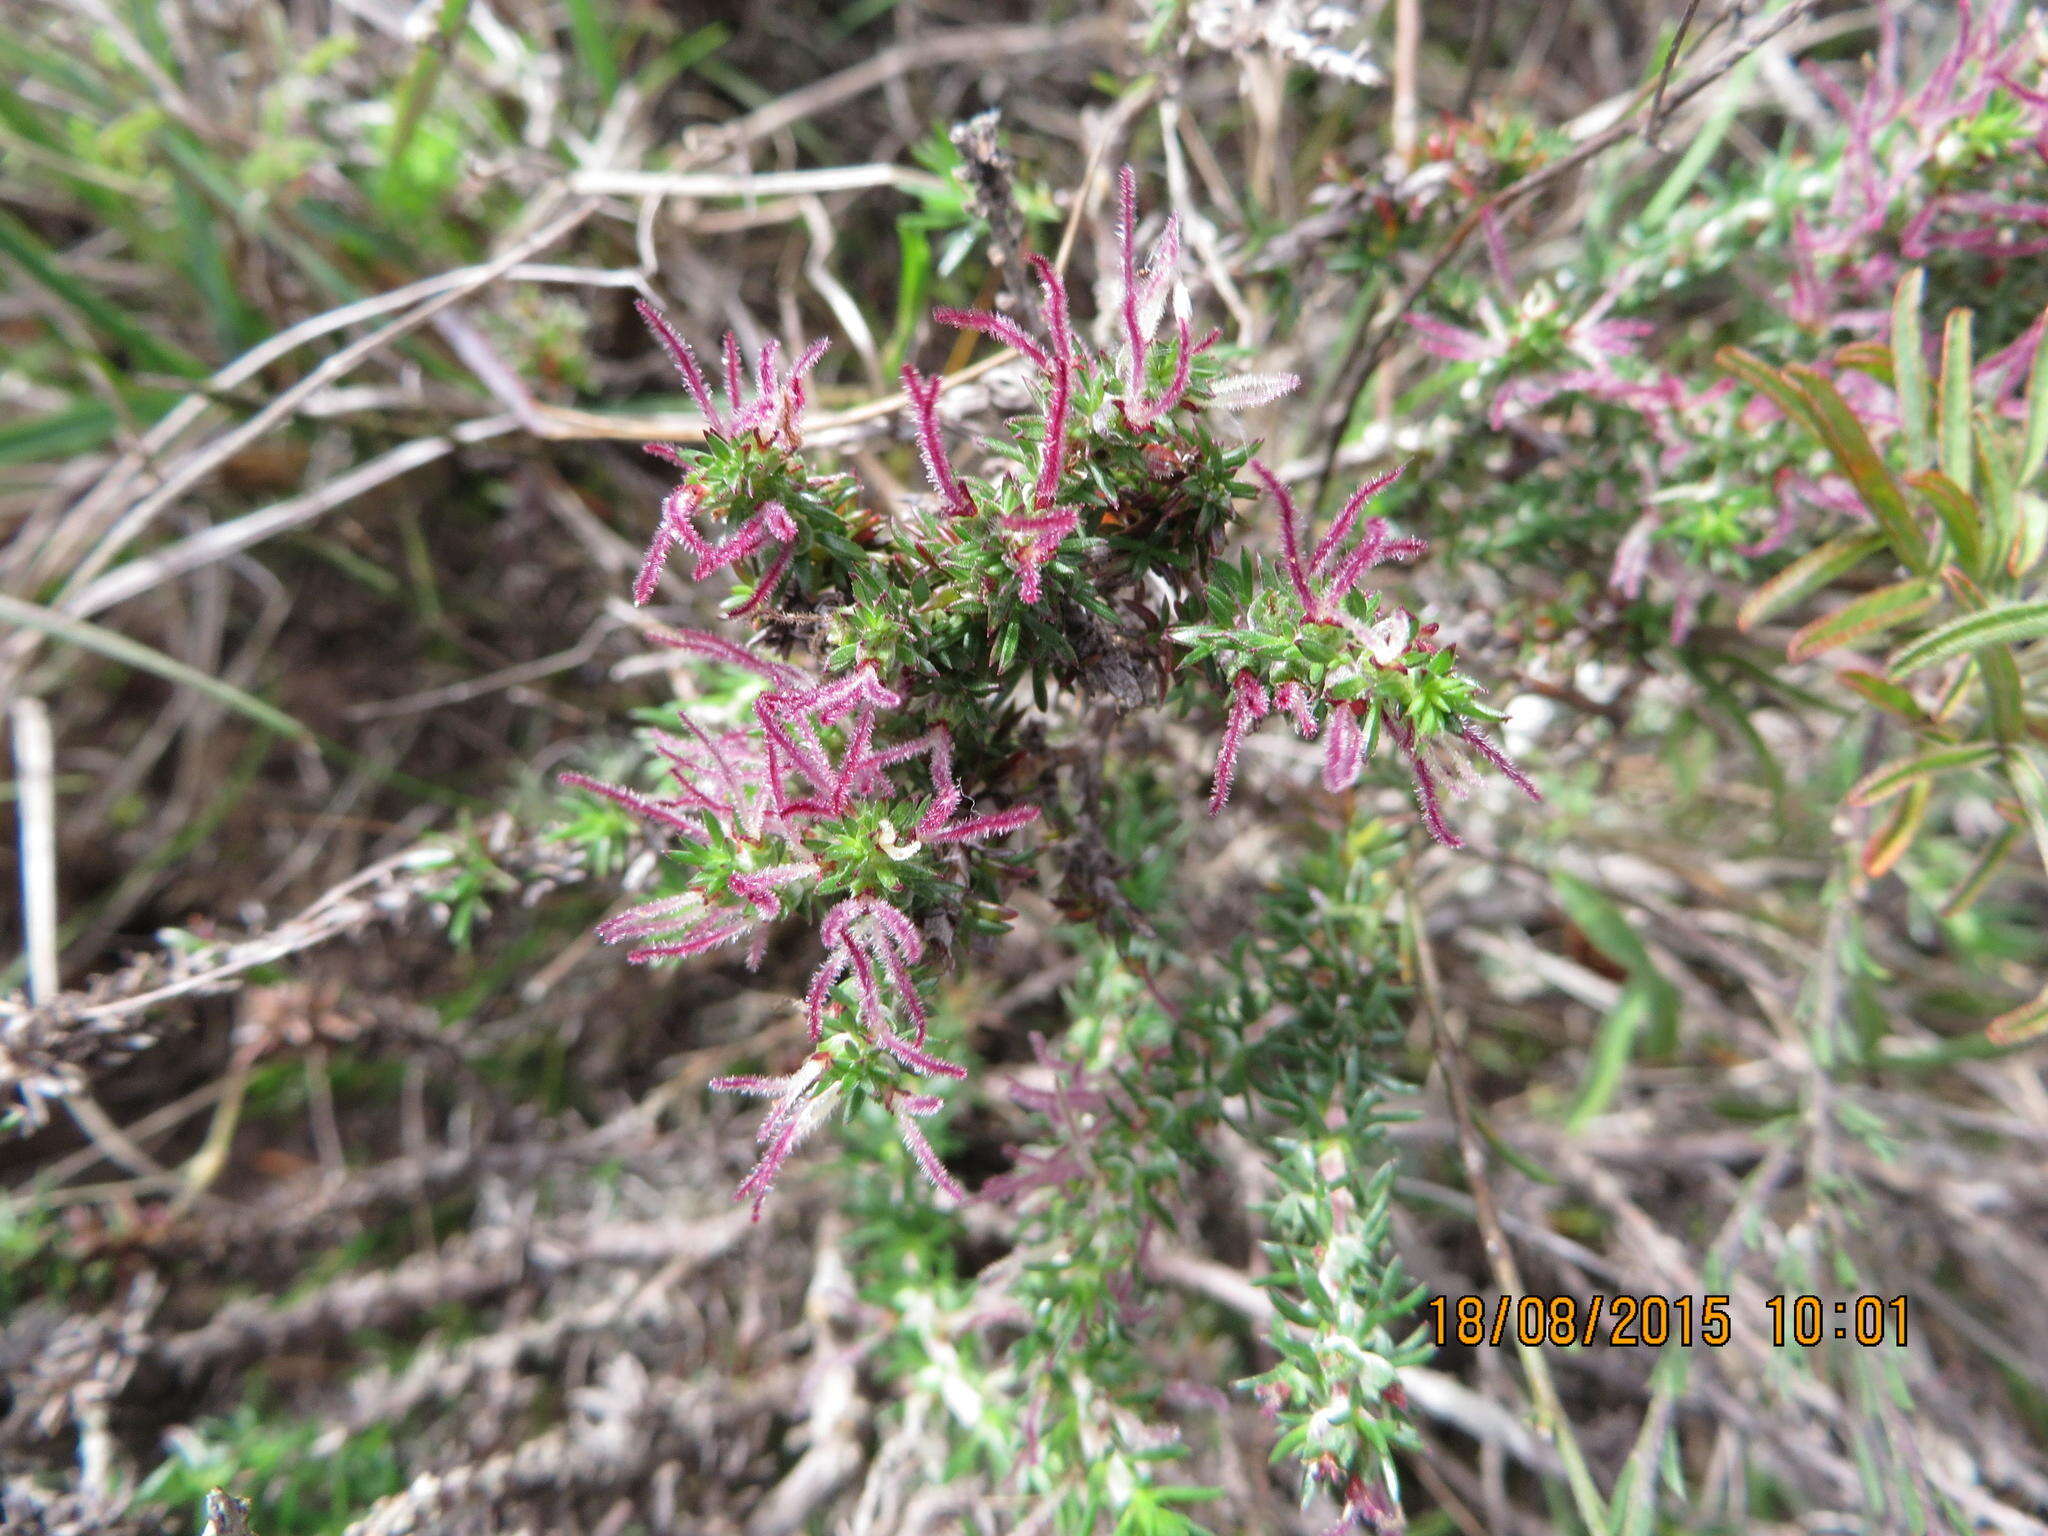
[9, 695, 168, 1180]
[156, 1207, 752, 1379]
[0, 819, 586, 1128]
[45, 194, 596, 615]
[1404, 872, 1615, 1535]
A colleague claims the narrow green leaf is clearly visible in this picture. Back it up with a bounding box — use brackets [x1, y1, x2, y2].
[1640, 51, 1759, 225]
[2012, 490, 2048, 577]
[1736, 530, 1887, 632]
[1907, 469, 1984, 576]
[1863, 777, 1930, 878]
[1987, 984, 2048, 1046]
[1979, 645, 2027, 744]
[1892, 269, 1930, 470]
[563, 0, 620, 96]
[1939, 308, 1974, 493]
[1976, 413, 2016, 572]
[1552, 870, 1681, 1061]
[1889, 601, 2048, 676]
[386, 0, 475, 174]
[1941, 824, 2020, 917]
[1847, 743, 1997, 807]
[1565, 984, 1654, 1132]
[1831, 340, 1892, 380]
[1714, 346, 1819, 434]
[1785, 366, 1929, 573]
[1553, 871, 1655, 974]
[2023, 303, 2048, 486]
[1786, 578, 1938, 662]
[0, 209, 205, 377]
[0, 593, 310, 741]
[1835, 667, 1927, 725]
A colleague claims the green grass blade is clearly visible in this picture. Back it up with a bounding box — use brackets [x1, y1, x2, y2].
[563, 0, 620, 97]
[2022, 303, 2048, 486]
[1736, 531, 1887, 632]
[0, 593, 309, 742]
[1889, 601, 2048, 676]
[1786, 577, 1938, 663]
[1564, 982, 1654, 1131]
[1940, 308, 1974, 493]
[1892, 269, 1929, 471]
[0, 208, 206, 377]
[1784, 366, 1929, 574]
[1846, 744, 1997, 808]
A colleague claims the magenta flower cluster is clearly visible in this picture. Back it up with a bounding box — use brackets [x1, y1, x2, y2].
[561, 626, 1036, 1213]
[631, 301, 831, 612]
[1793, 0, 2048, 329]
[1202, 463, 1538, 847]
[566, 164, 1524, 1219]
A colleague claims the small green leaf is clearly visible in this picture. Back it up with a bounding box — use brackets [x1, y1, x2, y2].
[2012, 490, 2048, 577]
[1736, 531, 1888, 632]
[1784, 366, 1929, 573]
[1834, 667, 1926, 725]
[2023, 303, 2048, 486]
[1941, 824, 2021, 917]
[1786, 577, 1939, 662]
[1908, 469, 1983, 576]
[1862, 776, 1929, 878]
[1846, 743, 1997, 808]
[1976, 414, 2016, 571]
[1892, 269, 1930, 470]
[1715, 346, 1820, 434]
[1987, 984, 2048, 1046]
[1939, 308, 1974, 493]
[1889, 601, 2048, 676]
[1564, 982, 1654, 1132]
[1553, 871, 1654, 975]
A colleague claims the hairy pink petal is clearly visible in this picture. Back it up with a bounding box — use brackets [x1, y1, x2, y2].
[727, 538, 797, 620]
[595, 893, 704, 944]
[722, 332, 746, 424]
[1392, 723, 1462, 849]
[1275, 681, 1320, 739]
[1322, 704, 1365, 791]
[626, 913, 753, 963]
[1249, 459, 1318, 618]
[557, 771, 703, 838]
[896, 1109, 965, 1202]
[923, 805, 1039, 845]
[1205, 372, 1301, 411]
[875, 1027, 967, 1080]
[636, 300, 728, 432]
[1459, 725, 1541, 803]
[1405, 315, 1496, 363]
[804, 949, 852, 1041]
[1312, 466, 1404, 575]
[1026, 254, 1075, 509]
[1207, 671, 1272, 815]
[727, 863, 818, 921]
[901, 366, 973, 516]
[649, 627, 798, 683]
[932, 306, 1051, 371]
[1123, 316, 1197, 431]
[709, 1072, 794, 1097]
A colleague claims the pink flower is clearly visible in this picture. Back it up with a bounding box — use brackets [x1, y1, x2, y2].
[629, 302, 829, 608]
[1205, 462, 1537, 844]
[636, 300, 828, 450]
[1113, 166, 1222, 431]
